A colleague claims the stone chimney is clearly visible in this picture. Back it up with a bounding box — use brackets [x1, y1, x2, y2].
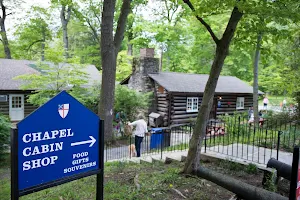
[128, 48, 159, 92]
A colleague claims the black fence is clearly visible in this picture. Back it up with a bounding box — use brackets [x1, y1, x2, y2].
[104, 117, 299, 165]
[104, 124, 193, 162]
[205, 116, 300, 164]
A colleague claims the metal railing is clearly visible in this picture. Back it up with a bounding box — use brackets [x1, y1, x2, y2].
[104, 118, 299, 165]
[104, 124, 193, 162]
[204, 116, 300, 164]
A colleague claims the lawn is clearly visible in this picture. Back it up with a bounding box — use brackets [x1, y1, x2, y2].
[259, 95, 294, 107]
[0, 153, 289, 200]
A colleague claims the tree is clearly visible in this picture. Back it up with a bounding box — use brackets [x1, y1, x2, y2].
[52, 0, 74, 59]
[99, 0, 132, 141]
[72, 0, 103, 69]
[14, 6, 52, 61]
[0, 0, 11, 58]
[182, 0, 300, 174]
[182, 0, 243, 174]
[15, 48, 89, 106]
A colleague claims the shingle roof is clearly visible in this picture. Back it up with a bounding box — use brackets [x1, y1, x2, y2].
[148, 72, 263, 94]
[0, 59, 101, 90]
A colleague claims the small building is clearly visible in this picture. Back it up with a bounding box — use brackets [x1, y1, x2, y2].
[0, 59, 101, 121]
[121, 48, 263, 127]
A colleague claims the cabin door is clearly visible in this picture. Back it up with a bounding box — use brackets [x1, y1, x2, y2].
[9, 94, 24, 121]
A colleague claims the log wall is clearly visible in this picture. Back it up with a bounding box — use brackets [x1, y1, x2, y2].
[155, 84, 169, 127]
[169, 92, 253, 126]
[152, 83, 254, 127]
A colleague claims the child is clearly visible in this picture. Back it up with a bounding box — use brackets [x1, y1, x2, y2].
[263, 96, 269, 110]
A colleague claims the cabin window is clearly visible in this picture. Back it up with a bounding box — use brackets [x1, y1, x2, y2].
[186, 97, 198, 112]
[236, 97, 245, 110]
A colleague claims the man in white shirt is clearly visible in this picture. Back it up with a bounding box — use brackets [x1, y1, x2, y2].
[283, 98, 287, 110]
[128, 115, 148, 157]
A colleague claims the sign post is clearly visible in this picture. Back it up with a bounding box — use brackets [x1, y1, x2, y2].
[11, 91, 104, 200]
[290, 146, 300, 200]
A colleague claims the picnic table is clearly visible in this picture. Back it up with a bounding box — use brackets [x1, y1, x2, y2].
[206, 121, 225, 137]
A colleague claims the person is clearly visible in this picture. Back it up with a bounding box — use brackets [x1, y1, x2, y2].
[283, 98, 287, 110]
[248, 113, 254, 124]
[263, 96, 269, 110]
[115, 111, 127, 136]
[259, 110, 262, 118]
[248, 107, 253, 120]
[128, 115, 148, 157]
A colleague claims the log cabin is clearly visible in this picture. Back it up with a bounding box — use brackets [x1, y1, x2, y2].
[148, 72, 263, 126]
[121, 48, 264, 127]
[0, 59, 101, 122]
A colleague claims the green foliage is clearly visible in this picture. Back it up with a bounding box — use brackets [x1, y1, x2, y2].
[0, 114, 10, 162]
[293, 91, 300, 120]
[14, 53, 93, 107]
[116, 50, 132, 81]
[263, 111, 295, 128]
[114, 85, 152, 121]
[13, 6, 52, 60]
[220, 160, 244, 171]
[263, 170, 277, 192]
[246, 163, 258, 174]
[110, 161, 127, 173]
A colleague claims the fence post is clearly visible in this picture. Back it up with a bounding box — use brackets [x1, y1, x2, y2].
[161, 131, 163, 160]
[277, 131, 281, 160]
[205, 130, 207, 153]
[105, 143, 108, 162]
[237, 116, 240, 156]
[129, 136, 132, 159]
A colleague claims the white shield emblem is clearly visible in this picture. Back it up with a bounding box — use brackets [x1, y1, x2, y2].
[58, 104, 69, 119]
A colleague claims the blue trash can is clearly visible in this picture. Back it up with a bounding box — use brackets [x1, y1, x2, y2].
[150, 128, 163, 150]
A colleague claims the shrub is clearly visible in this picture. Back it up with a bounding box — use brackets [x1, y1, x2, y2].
[246, 163, 258, 174]
[0, 114, 11, 162]
[264, 111, 295, 128]
[114, 85, 152, 121]
[293, 91, 300, 121]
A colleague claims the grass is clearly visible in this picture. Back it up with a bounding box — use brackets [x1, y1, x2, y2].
[259, 95, 294, 107]
[0, 153, 273, 200]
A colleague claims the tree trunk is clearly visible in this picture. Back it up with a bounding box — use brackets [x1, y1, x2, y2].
[160, 47, 163, 71]
[60, 5, 71, 59]
[183, 7, 243, 174]
[41, 29, 46, 61]
[99, 0, 131, 142]
[194, 167, 287, 200]
[0, 21, 11, 59]
[127, 43, 133, 56]
[253, 33, 262, 125]
[62, 22, 69, 59]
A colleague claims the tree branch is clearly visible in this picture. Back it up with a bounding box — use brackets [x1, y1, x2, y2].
[182, 0, 219, 44]
[114, 0, 131, 54]
[86, 18, 100, 43]
[66, 5, 72, 22]
[92, 7, 102, 25]
[60, 5, 66, 21]
[0, 0, 6, 20]
[25, 39, 44, 51]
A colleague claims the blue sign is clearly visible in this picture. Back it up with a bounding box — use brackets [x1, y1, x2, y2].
[17, 91, 100, 191]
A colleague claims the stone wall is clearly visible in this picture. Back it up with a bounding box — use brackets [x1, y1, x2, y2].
[128, 48, 159, 116]
[128, 49, 159, 93]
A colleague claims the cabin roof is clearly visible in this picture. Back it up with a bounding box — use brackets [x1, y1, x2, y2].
[148, 72, 264, 94]
[0, 59, 101, 90]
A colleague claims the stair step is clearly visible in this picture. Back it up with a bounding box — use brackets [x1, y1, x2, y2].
[129, 157, 141, 164]
[166, 153, 185, 162]
[140, 156, 153, 163]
